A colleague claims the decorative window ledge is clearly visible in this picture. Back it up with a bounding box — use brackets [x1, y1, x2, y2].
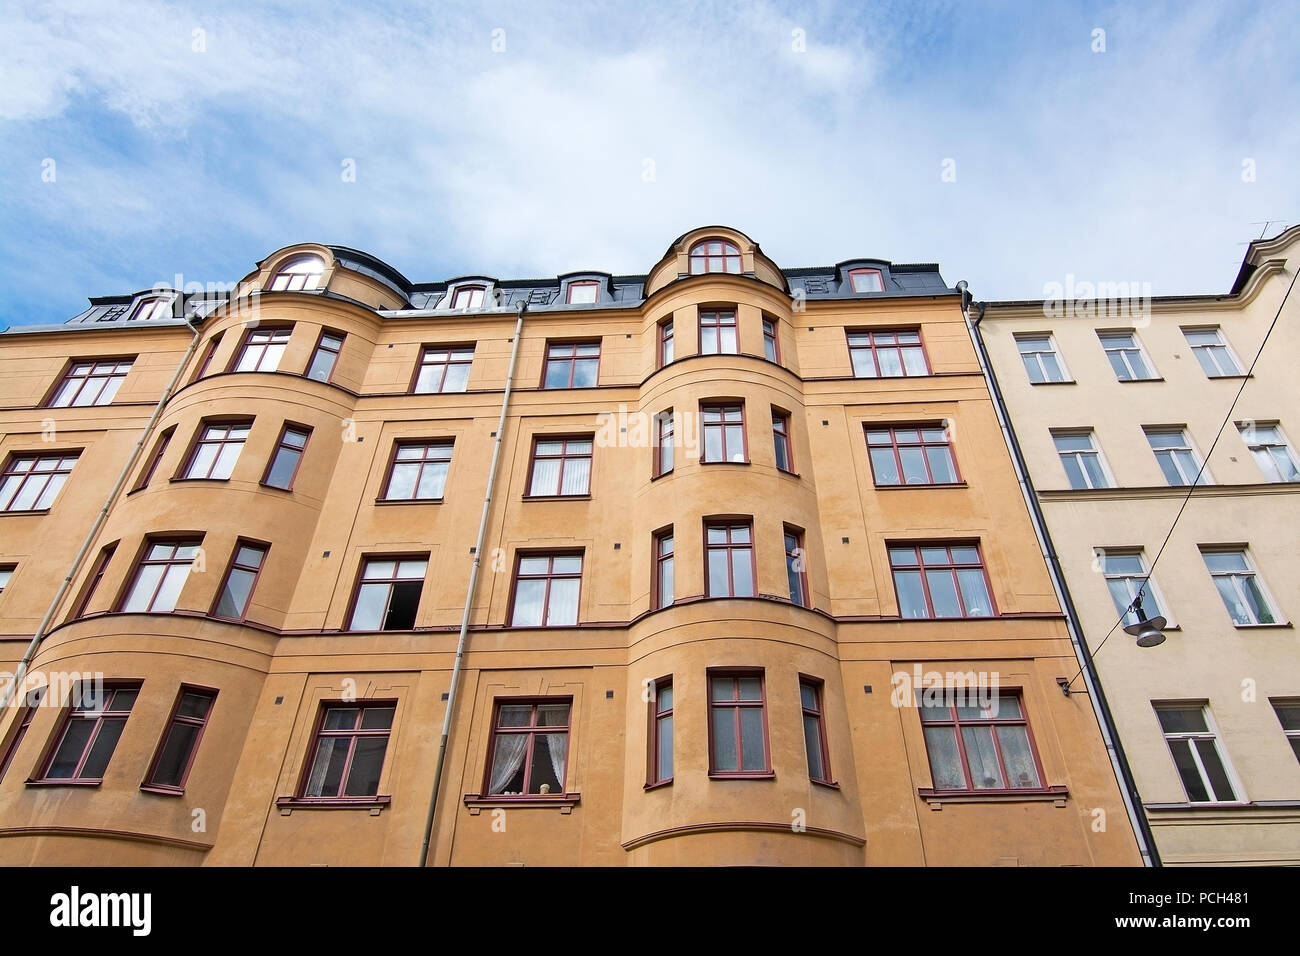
[1027, 380, 1076, 386]
[1116, 377, 1165, 383]
[139, 785, 185, 797]
[27, 778, 102, 788]
[708, 771, 776, 781]
[374, 497, 444, 506]
[464, 793, 580, 813]
[1231, 621, 1293, 630]
[1143, 800, 1300, 812]
[521, 494, 593, 502]
[875, 482, 968, 490]
[276, 795, 391, 815]
[0, 509, 52, 517]
[811, 778, 841, 790]
[919, 785, 1068, 809]
[643, 779, 673, 792]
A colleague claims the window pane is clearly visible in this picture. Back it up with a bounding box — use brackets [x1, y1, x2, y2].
[47, 720, 95, 778]
[707, 550, 731, 597]
[305, 737, 350, 797]
[573, 358, 598, 387]
[657, 716, 673, 779]
[560, 457, 590, 495]
[731, 548, 754, 597]
[877, 349, 903, 377]
[80, 718, 127, 779]
[343, 737, 388, 796]
[926, 570, 962, 617]
[956, 569, 992, 616]
[996, 726, 1040, 788]
[265, 448, 300, 488]
[151, 722, 201, 788]
[152, 564, 191, 612]
[546, 578, 580, 626]
[737, 678, 761, 701]
[123, 565, 164, 612]
[926, 446, 956, 483]
[1203, 551, 1248, 573]
[895, 570, 928, 617]
[961, 725, 1005, 789]
[804, 715, 824, 779]
[1213, 577, 1251, 625]
[512, 579, 545, 626]
[902, 348, 927, 376]
[923, 726, 965, 789]
[384, 581, 421, 629]
[1156, 707, 1207, 734]
[1195, 739, 1236, 801]
[526, 735, 563, 793]
[739, 708, 765, 770]
[216, 567, 256, 618]
[712, 709, 738, 771]
[350, 582, 388, 630]
[1239, 576, 1275, 624]
[870, 447, 900, 484]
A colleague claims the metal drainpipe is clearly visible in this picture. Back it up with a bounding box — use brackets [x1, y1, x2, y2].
[419, 297, 527, 866]
[0, 315, 203, 712]
[958, 285, 1159, 867]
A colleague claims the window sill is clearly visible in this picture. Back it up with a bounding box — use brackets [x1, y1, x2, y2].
[275, 795, 391, 813]
[643, 779, 673, 792]
[875, 481, 968, 490]
[374, 497, 444, 505]
[521, 494, 592, 501]
[1116, 377, 1164, 383]
[708, 771, 776, 781]
[0, 509, 52, 516]
[776, 468, 801, 478]
[811, 778, 841, 790]
[27, 778, 102, 788]
[918, 785, 1068, 807]
[464, 793, 580, 813]
[1232, 621, 1293, 630]
[258, 481, 295, 492]
[1028, 380, 1076, 386]
[1143, 801, 1258, 811]
[1204, 373, 1252, 381]
[140, 784, 185, 797]
[701, 460, 751, 466]
[168, 477, 230, 484]
[650, 469, 673, 482]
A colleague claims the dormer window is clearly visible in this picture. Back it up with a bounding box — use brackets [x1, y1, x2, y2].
[127, 295, 175, 321]
[848, 269, 885, 293]
[451, 286, 486, 310]
[566, 281, 599, 305]
[689, 240, 742, 275]
[269, 256, 325, 292]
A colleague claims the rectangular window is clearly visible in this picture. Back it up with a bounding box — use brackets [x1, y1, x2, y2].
[566, 281, 599, 304]
[772, 411, 794, 473]
[1145, 427, 1210, 486]
[72, 544, 116, 619]
[300, 701, 395, 799]
[762, 318, 779, 362]
[143, 687, 216, 792]
[1154, 703, 1238, 803]
[653, 530, 674, 610]
[708, 671, 769, 775]
[1201, 548, 1278, 626]
[699, 310, 739, 355]
[510, 553, 582, 627]
[848, 268, 885, 293]
[785, 526, 808, 607]
[1184, 327, 1242, 377]
[38, 683, 140, 782]
[0, 452, 79, 512]
[483, 699, 571, 796]
[1097, 549, 1170, 628]
[1098, 331, 1157, 381]
[848, 329, 927, 378]
[383, 441, 452, 501]
[1052, 430, 1113, 489]
[705, 522, 755, 598]
[866, 425, 958, 485]
[132, 426, 174, 492]
[543, 341, 600, 388]
[348, 557, 427, 631]
[702, 403, 747, 463]
[654, 410, 675, 476]
[190, 340, 218, 384]
[48, 359, 133, 407]
[0, 685, 46, 782]
[800, 678, 831, 783]
[889, 543, 993, 618]
[212, 541, 268, 620]
[181, 421, 251, 480]
[306, 330, 344, 383]
[413, 346, 473, 394]
[451, 286, 485, 310]
[920, 692, 1043, 791]
[234, 327, 291, 373]
[1272, 700, 1300, 764]
[0, 564, 12, 594]
[262, 424, 310, 490]
[1014, 334, 1067, 384]
[649, 679, 673, 785]
[120, 539, 202, 613]
[528, 436, 592, 497]
[658, 319, 674, 367]
[1239, 423, 1300, 482]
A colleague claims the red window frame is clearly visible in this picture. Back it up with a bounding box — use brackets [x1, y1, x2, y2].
[648, 677, 673, 786]
[305, 329, 344, 383]
[888, 542, 996, 619]
[480, 697, 573, 798]
[658, 319, 674, 367]
[919, 691, 1046, 792]
[141, 685, 217, 794]
[542, 340, 601, 389]
[784, 525, 809, 607]
[346, 555, 428, 632]
[864, 423, 961, 486]
[847, 328, 930, 378]
[0, 684, 46, 782]
[0, 451, 80, 513]
[699, 309, 739, 355]
[296, 700, 397, 800]
[46, 357, 134, 408]
[71, 542, 117, 619]
[705, 521, 755, 598]
[117, 537, 203, 613]
[772, 409, 794, 473]
[652, 528, 674, 610]
[450, 285, 486, 310]
[800, 676, 833, 784]
[654, 410, 675, 477]
[260, 422, 311, 491]
[210, 539, 269, 621]
[231, 326, 292, 373]
[177, 419, 252, 481]
[34, 682, 141, 784]
[526, 435, 593, 497]
[508, 551, 584, 627]
[189, 339, 219, 384]
[132, 426, 175, 492]
[566, 281, 599, 304]
[381, 440, 453, 501]
[707, 669, 771, 777]
[701, 403, 748, 464]
[762, 318, 780, 363]
[688, 239, 742, 274]
[848, 268, 885, 293]
[412, 345, 474, 394]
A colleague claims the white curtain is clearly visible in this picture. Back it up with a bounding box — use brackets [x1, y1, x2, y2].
[488, 734, 529, 794]
[545, 734, 568, 791]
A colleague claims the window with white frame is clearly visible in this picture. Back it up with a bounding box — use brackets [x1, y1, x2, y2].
[1098, 331, 1157, 381]
[268, 256, 324, 292]
[1097, 549, 1170, 627]
[1183, 327, 1242, 377]
[450, 285, 486, 310]
[1014, 334, 1068, 384]
[1200, 548, 1279, 626]
[1145, 427, 1210, 486]
[1238, 423, 1300, 483]
[127, 295, 176, 322]
[1052, 430, 1112, 489]
[1271, 701, 1300, 765]
[1153, 703, 1238, 803]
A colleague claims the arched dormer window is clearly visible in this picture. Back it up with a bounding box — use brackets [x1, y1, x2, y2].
[450, 285, 486, 310]
[126, 294, 176, 321]
[688, 240, 742, 275]
[269, 255, 325, 292]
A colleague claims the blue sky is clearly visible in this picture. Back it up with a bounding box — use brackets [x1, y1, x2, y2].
[2, 0, 1298, 326]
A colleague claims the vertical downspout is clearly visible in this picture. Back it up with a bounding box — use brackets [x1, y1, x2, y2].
[960, 287, 1159, 867]
[0, 316, 203, 711]
[419, 298, 526, 866]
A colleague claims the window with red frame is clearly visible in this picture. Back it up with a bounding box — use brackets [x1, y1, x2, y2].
[658, 319, 674, 367]
[300, 701, 395, 799]
[383, 441, 452, 500]
[566, 281, 599, 304]
[865, 424, 959, 485]
[654, 410, 674, 476]
[348, 557, 427, 631]
[785, 526, 808, 607]
[0, 451, 79, 512]
[649, 678, 673, 785]
[709, 672, 769, 775]
[510, 553, 582, 627]
[772, 410, 794, 472]
[233, 327, 291, 373]
[120, 539, 202, 613]
[189, 339, 219, 384]
[483, 699, 571, 796]
[702, 403, 746, 463]
[37, 683, 140, 783]
[689, 239, 742, 274]
[699, 310, 738, 355]
[212, 542, 268, 621]
[72, 543, 116, 619]
[889, 543, 993, 619]
[262, 424, 310, 490]
[848, 329, 928, 378]
[47, 358, 133, 408]
[306, 330, 344, 383]
[543, 341, 600, 388]
[450, 286, 485, 310]
[132, 426, 174, 492]
[413, 346, 473, 394]
[143, 687, 217, 792]
[705, 522, 755, 598]
[653, 529, 674, 610]
[528, 436, 592, 497]
[848, 268, 885, 293]
[762, 318, 779, 362]
[0, 684, 45, 782]
[180, 421, 251, 480]
[920, 692, 1043, 791]
[800, 678, 832, 783]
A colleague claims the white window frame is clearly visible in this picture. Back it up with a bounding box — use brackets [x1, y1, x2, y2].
[268, 256, 325, 292]
[1097, 330, 1158, 381]
[1013, 333, 1069, 384]
[1144, 426, 1212, 486]
[447, 284, 488, 311]
[1051, 429, 1114, 489]
[1183, 326, 1244, 378]
[1271, 699, 1300, 765]
[1095, 547, 1174, 627]
[1153, 702, 1244, 805]
[1199, 546, 1283, 627]
[127, 294, 176, 322]
[1237, 421, 1300, 483]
